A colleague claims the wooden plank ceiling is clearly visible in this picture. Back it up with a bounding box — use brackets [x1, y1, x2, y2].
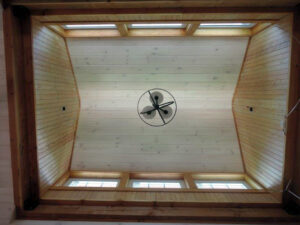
[68, 36, 248, 172]
[233, 15, 292, 200]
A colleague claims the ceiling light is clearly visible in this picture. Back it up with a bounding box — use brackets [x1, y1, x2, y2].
[63, 24, 116, 29]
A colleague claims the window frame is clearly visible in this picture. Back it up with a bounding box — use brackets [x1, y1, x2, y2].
[195, 180, 251, 190]
[129, 179, 186, 189]
[65, 178, 120, 188]
[63, 24, 117, 29]
[199, 22, 255, 28]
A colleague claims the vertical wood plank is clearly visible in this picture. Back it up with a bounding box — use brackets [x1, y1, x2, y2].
[3, 6, 39, 210]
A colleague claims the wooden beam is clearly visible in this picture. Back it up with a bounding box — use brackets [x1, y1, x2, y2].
[116, 23, 128, 36]
[20, 205, 300, 223]
[70, 170, 121, 179]
[46, 24, 66, 37]
[3, 6, 39, 210]
[41, 20, 279, 25]
[183, 173, 197, 189]
[29, 7, 293, 16]
[283, 8, 300, 207]
[53, 171, 70, 187]
[194, 28, 251, 36]
[118, 172, 129, 189]
[185, 23, 199, 36]
[64, 29, 120, 37]
[63, 28, 251, 37]
[7, 0, 300, 9]
[251, 22, 272, 36]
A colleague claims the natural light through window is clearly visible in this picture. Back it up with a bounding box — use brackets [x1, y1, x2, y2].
[66, 178, 119, 187]
[63, 24, 117, 29]
[131, 180, 184, 189]
[199, 23, 255, 28]
[196, 181, 249, 189]
[129, 23, 185, 29]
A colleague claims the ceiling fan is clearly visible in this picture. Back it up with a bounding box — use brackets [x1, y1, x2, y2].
[137, 88, 177, 127]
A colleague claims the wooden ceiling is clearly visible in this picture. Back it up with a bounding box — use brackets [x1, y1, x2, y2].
[68, 36, 247, 173]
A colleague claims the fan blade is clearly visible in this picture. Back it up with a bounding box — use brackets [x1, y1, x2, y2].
[141, 106, 156, 119]
[150, 91, 164, 104]
[160, 106, 173, 119]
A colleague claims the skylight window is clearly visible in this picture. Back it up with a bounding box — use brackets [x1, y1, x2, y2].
[63, 24, 117, 29]
[66, 178, 119, 187]
[129, 23, 185, 29]
[195, 180, 249, 189]
[199, 23, 255, 28]
[130, 179, 184, 189]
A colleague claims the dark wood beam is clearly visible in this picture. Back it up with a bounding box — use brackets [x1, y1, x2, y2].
[7, 0, 300, 10]
[283, 6, 300, 209]
[3, 6, 39, 211]
[28, 7, 294, 16]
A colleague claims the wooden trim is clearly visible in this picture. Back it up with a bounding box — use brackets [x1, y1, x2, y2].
[63, 28, 251, 37]
[245, 174, 263, 190]
[3, 6, 39, 210]
[3, 5, 23, 210]
[29, 7, 293, 16]
[53, 171, 70, 187]
[64, 29, 120, 37]
[49, 186, 267, 193]
[130, 172, 184, 180]
[183, 173, 197, 190]
[251, 22, 273, 36]
[21, 10, 40, 205]
[116, 23, 128, 36]
[232, 37, 251, 173]
[185, 23, 199, 36]
[70, 171, 252, 180]
[42, 20, 279, 26]
[45, 24, 66, 37]
[64, 38, 81, 171]
[194, 28, 251, 36]
[40, 199, 279, 209]
[70, 170, 122, 179]
[283, 11, 300, 205]
[20, 205, 299, 223]
[118, 172, 129, 189]
[192, 173, 245, 180]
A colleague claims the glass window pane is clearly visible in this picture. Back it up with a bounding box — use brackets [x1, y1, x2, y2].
[195, 181, 249, 190]
[68, 181, 80, 187]
[227, 183, 247, 189]
[165, 183, 181, 188]
[196, 183, 212, 189]
[64, 24, 116, 29]
[77, 181, 88, 187]
[211, 183, 228, 189]
[102, 182, 118, 187]
[129, 23, 185, 29]
[131, 180, 183, 189]
[86, 181, 102, 187]
[67, 179, 119, 188]
[149, 182, 164, 188]
[199, 23, 255, 28]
